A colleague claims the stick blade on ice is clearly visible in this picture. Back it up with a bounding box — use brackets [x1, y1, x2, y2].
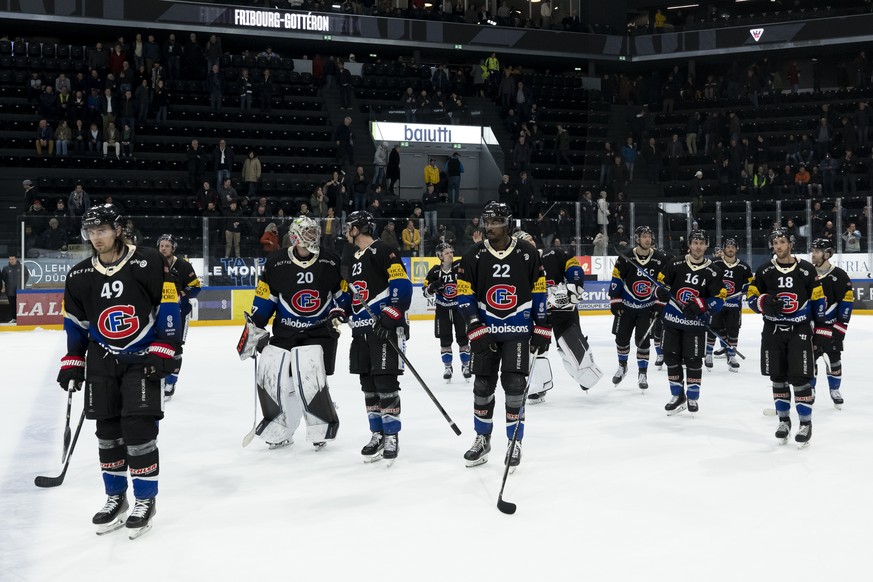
[497, 497, 517, 515]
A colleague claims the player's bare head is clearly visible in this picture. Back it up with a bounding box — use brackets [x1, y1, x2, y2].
[722, 237, 738, 258]
[769, 227, 793, 259]
[688, 229, 709, 259]
[81, 204, 124, 255]
[482, 202, 512, 245]
[157, 233, 177, 258]
[289, 216, 321, 254]
[810, 237, 833, 267]
[634, 226, 653, 249]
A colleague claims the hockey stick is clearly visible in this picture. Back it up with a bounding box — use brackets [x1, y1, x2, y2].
[35, 407, 86, 488]
[613, 245, 746, 360]
[497, 357, 538, 515]
[241, 355, 259, 448]
[61, 385, 74, 463]
[636, 313, 659, 350]
[345, 280, 462, 436]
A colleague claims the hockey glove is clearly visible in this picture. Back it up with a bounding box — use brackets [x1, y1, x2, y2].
[832, 322, 847, 344]
[530, 325, 552, 355]
[757, 294, 784, 317]
[813, 325, 833, 349]
[57, 355, 85, 391]
[609, 297, 623, 316]
[237, 313, 270, 360]
[425, 280, 443, 295]
[327, 307, 348, 339]
[682, 296, 707, 319]
[467, 320, 497, 354]
[144, 342, 181, 380]
[372, 305, 403, 340]
[654, 285, 671, 304]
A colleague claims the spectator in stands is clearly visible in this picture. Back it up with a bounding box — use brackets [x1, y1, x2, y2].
[218, 177, 239, 211]
[840, 149, 858, 194]
[204, 34, 222, 73]
[402, 220, 420, 256]
[666, 133, 683, 182]
[380, 220, 399, 252]
[840, 116, 858, 153]
[554, 125, 572, 170]
[2, 253, 28, 320]
[334, 116, 354, 167]
[611, 155, 628, 195]
[685, 112, 700, 156]
[736, 169, 752, 197]
[102, 122, 120, 159]
[224, 200, 243, 258]
[442, 153, 463, 203]
[423, 158, 440, 189]
[259, 223, 280, 255]
[238, 68, 253, 113]
[372, 142, 389, 189]
[320, 207, 339, 249]
[578, 190, 596, 239]
[349, 165, 369, 211]
[143, 34, 160, 72]
[22, 179, 41, 210]
[599, 142, 614, 188]
[187, 139, 206, 193]
[39, 218, 67, 251]
[25, 198, 49, 234]
[797, 134, 814, 166]
[504, 108, 519, 140]
[120, 123, 134, 159]
[207, 64, 224, 112]
[99, 88, 118, 137]
[595, 190, 610, 234]
[387, 144, 401, 195]
[609, 224, 629, 248]
[196, 181, 218, 211]
[610, 192, 627, 231]
[794, 165, 811, 197]
[85, 122, 101, 154]
[69, 90, 87, 123]
[464, 216, 481, 243]
[514, 80, 532, 121]
[184, 33, 204, 80]
[134, 80, 150, 123]
[214, 139, 235, 187]
[68, 183, 90, 225]
[641, 137, 661, 184]
[811, 202, 828, 237]
[821, 221, 835, 244]
[843, 222, 862, 253]
[27, 72, 44, 103]
[406, 206, 425, 232]
[70, 119, 87, 156]
[496, 174, 517, 216]
[54, 120, 71, 157]
[118, 62, 134, 95]
[123, 219, 142, 246]
[35, 119, 54, 157]
[337, 61, 353, 110]
[819, 152, 838, 195]
[808, 166, 823, 198]
[401, 87, 417, 122]
[432, 64, 450, 93]
[152, 79, 170, 126]
[512, 135, 531, 172]
[537, 211, 555, 249]
[258, 68, 274, 114]
[516, 170, 537, 220]
[242, 151, 261, 199]
[56, 87, 71, 121]
[422, 183, 440, 235]
[310, 186, 329, 218]
[785, 135, 801, 166]
[691, 170, 704, 216]
[854, 102, 870, 147]
[815, 117, 834, 160]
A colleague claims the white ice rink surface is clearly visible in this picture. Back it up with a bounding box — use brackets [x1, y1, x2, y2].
[2, 315, 872, 582]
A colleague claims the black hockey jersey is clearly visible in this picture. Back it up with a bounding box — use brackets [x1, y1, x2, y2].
[341, 240, 412, 337]
[609, 248, 670, 310]
[713, 258, 753, 309]
[457, 238, 547, 341]
[658, 256, 726, 329]
[540, 247, 584, 313]
[424, 262, 460, 308]
[63, 245, 181, 355]
[251, 247, 350, 338]
[747, 257, 826, 324]
[815, 265, 853, 327]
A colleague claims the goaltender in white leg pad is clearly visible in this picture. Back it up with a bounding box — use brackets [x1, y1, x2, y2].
[557, 327, 604, 389]
[255, 345, 302, 445]
[290, 345, 340, 443]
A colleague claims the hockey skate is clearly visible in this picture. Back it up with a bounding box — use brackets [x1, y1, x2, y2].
[461, 362, 472, 381]
[704, 353, 713, 370]
[775, 417, 791, 445]
[463, 434, 491, 467]
[830, 389, 844, 410]
[795, 421, 812, 449]
[527, 391, 546, 404]
[687, 399, 699, 414]
[163, 382, 176, 399]
[383, 434, 399, 466]
[313, 441, 327, 450]
[93, 494, 128, 535]
[612, 362, 627, 385]
[505, 440, 522, 473]
[655, 353, 664, 371]
[126, 498, 156, 540]
[665, 393, 687, 415]
[361, 432, 384, 463]
[638, 371, 648, 391]
[443, 365, 453, 382]
[727, 355, 740, 372]
[713, 347, 726, 358]
[267, 438, 293, 450]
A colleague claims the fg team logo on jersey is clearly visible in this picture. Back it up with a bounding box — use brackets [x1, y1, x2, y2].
[486, 284, 517, 310]
[632, 280, 653, 298]
[352, 280, 369, 305]
[675, 287, 700, 305]
[442, 282, 458, 299]
[98, 305, 140, 339]
[291, 289, 321, 313]
[724, 280, 736, 295]
[776, 292, 799, 313]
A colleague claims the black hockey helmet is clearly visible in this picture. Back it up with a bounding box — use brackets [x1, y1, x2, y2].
[769, 227, 792, 244]
[435, 242, 454, 257]
[157, 233, 178, 253]
[722, 237, 738, 250]
[688, 229, 709, 245]
[634, 225, 653, 244]
[481, 201, 512, 227]
[346, 210, 376, 236]
[811, 237, 834, 255]
[81, 204, 123, 240]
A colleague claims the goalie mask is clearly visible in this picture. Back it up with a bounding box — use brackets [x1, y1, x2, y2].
[289, 216, 321, 253]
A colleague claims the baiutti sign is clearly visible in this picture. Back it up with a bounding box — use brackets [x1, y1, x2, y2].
[371, 122, 483, 145]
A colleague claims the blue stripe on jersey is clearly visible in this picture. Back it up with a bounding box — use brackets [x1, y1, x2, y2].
[63, 316, 89, 355]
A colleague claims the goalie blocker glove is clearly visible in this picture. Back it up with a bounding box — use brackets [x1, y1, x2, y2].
[237, 312, 270, 360]
[57, 355, 85, 391]
[372, 305, 403, 340]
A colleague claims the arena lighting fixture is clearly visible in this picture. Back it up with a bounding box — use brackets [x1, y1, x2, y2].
[667, 4, 699, 9]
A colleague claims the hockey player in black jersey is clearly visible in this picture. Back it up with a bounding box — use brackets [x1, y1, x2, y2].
[609, 226, 670, 390]
[747, 228, 826, 447]
[655, 230, 726, 415]
[340, 211, 412, 463]
[423, 242, 471, 382]
[705, 238, 752, 372]
[513, 231, 602, 404]
[809, 238, 853, 410]
[57, 204, 181, 538]
[237, 216, 348, 450]
[456, 202, 550, 469]
[157, 233, 200, 397]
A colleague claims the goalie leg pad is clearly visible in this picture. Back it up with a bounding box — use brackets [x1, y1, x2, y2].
[527, 355, 554, 395]
[290, 345, 340, 443]
[557, 325, 604, 389]
[255, 345, 302, 444]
